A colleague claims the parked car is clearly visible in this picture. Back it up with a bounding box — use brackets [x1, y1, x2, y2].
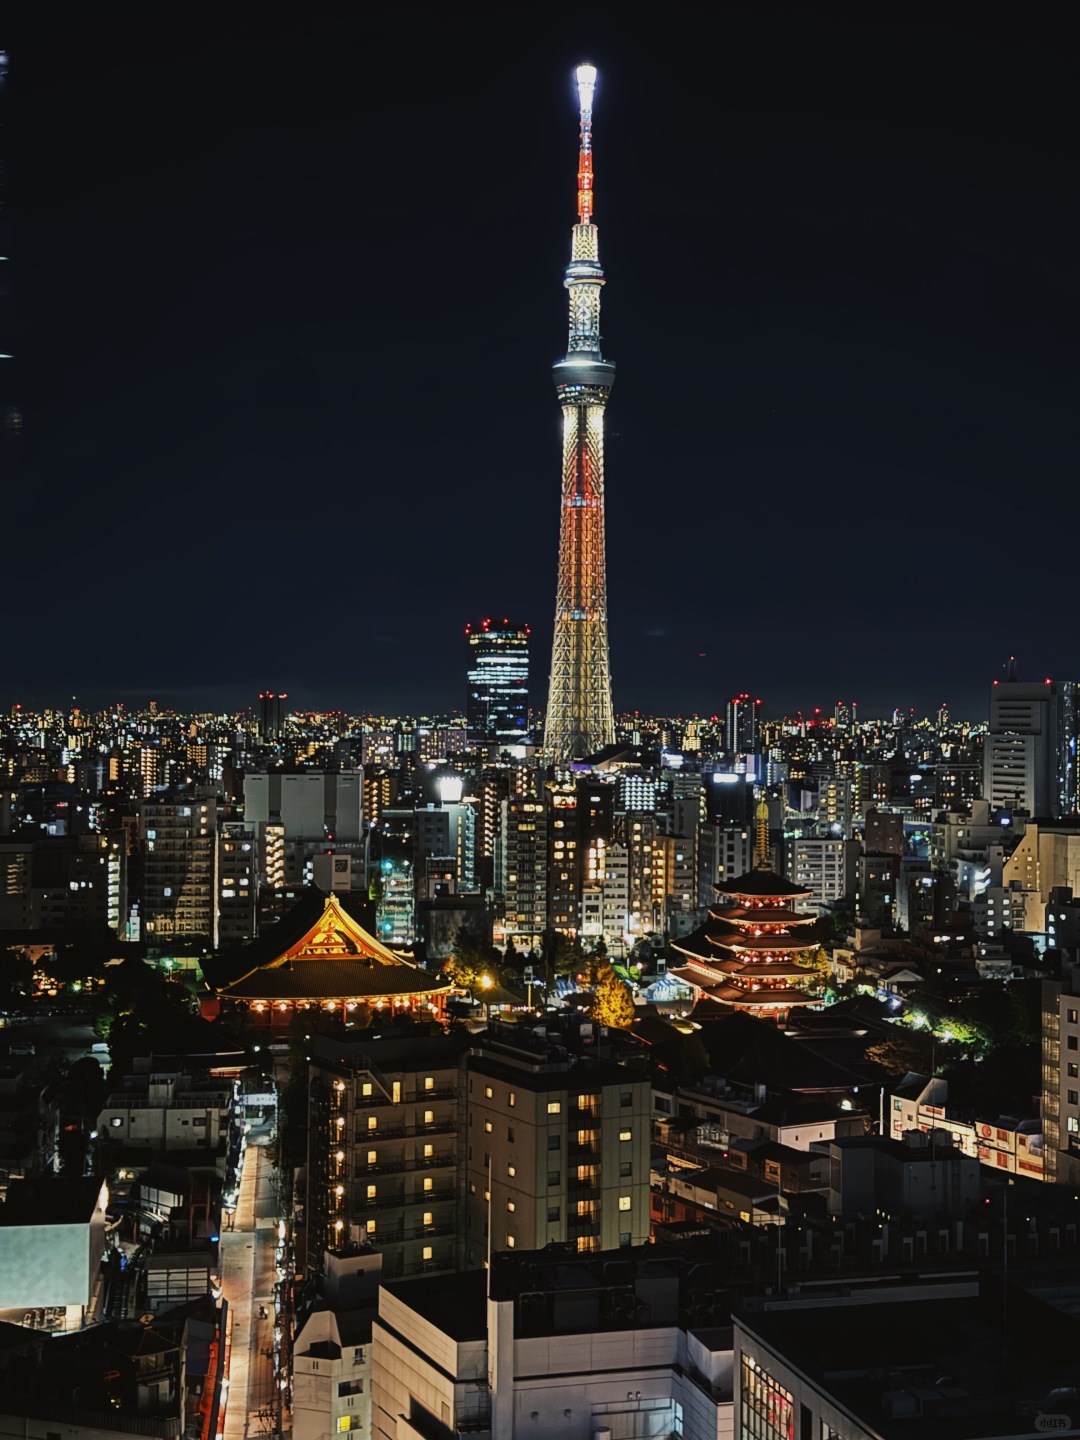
[8, 1042, 35, 1057]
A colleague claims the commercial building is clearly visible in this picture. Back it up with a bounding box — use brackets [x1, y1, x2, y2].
[734, 1272, 1080, 1440]
[983, 667, 1077, 818]
[0, 1175, 108, 1321]
[465, 620, 530, 748]
[371, 1242, 735, 1440]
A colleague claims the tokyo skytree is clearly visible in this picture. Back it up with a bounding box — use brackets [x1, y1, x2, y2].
[542, 64, 616, 768]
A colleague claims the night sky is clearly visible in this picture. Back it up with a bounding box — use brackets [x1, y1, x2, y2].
[5, 7, 1078, 719]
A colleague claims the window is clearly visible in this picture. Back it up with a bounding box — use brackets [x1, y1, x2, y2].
[620, 1161, 632, 1177]
[741, 1355, 794, 1440]
[1071, 1063, 1079, 1078]
[424, 1110, 434, 1125]
[1069, 1009, 1078, 1024]
[620, 1091, 632, 1107]
[362, 1082, 373, 1097]
[110, 1117, 124, 1128]
[507, 1127, 515, 1142]
[423, 1245, 433, 1261]
[423, 1143, 434, 1157]
[548, 1135, 560, 1150]
[423, 1211, 433, 1225]
[1070, 1117, 1080, 1135]
[619, 1232, 632, 1247]
[485, 1121, 493, 1133]
[469, 1182, 476, 1195]
[547, 1206, 560, 1222]
[1069, 1036, 1078, 1052]
[506, 1235, 515, 1248]
[424, 1077, 434, 1091]
[618, 1195, 631, 1211]
[507, 1200, 515, 1212]
[366, 1220, 376, 1234]
[1069, 1091, 1078, 1106]
[509, 1091, 516, 1107]
[548, 1171, 561, 1186]
[547, 1101, 561, 1115]
[484, 1189, 490, 1202]
[424, 1177, 433, 1192]
[485, 1086, 493, 1099]
[367, 1150, 377, 1165]
[619, 1128, 632, 1141]
[366, 1184, 376, 1199]
[368, 1115, 378, 1130]
[507, 1165, 516, 1177]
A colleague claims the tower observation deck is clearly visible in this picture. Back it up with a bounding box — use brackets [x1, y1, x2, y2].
[542, 64, 616, 768]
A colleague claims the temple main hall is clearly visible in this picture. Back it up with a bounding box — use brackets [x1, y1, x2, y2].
[202, 889, 450, 1027]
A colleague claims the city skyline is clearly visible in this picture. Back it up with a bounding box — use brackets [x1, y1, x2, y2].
[4, 12, 1077, 718]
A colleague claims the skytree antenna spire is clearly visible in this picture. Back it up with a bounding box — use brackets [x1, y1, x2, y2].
[543, 63, 616, 768]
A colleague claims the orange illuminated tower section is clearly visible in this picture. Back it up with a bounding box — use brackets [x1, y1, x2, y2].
[543, 64, 616, 768]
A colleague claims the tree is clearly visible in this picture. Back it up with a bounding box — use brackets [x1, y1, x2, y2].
[866, 1027, 936, 1077]
[587, 964, 635, 1029]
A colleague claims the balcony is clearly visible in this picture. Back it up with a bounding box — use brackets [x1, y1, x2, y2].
[568, 1140, 599, 1159]
[568, 1183, 600, 1202]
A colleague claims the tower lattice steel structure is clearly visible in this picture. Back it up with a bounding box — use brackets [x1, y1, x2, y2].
[542, 64, 616, 767]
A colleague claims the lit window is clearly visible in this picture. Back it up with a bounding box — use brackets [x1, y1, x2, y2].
[619, 1129, 632, 1142]
[485, 1086, 493, 1099]
[424, 1110, 434, 1124]
[368, 1116, 377, 1131]
[366, 1220, 376, 1234]
[484, 1190, 490, 1202]
[618, 1196, 632, 1211]
[423, 1144, 434, 1157]
[367, 1150, 377, 1164]
[507, 1165, 516, 1177]
[423, 1211, 433, 1225]
[424, 1177, 433, 1192]
[424, 1077, 434, 1091]
[422, 1245, 433, 1261]
[509, 1091, 516, 1107]
[507, 1236, 515, 1248]
[507, 1200, 515, 1213]
[362, 1082, 373, 1097]
[366, 1184, 376, 1199]
[547, 1102, 561, 1115]
[485, 1121, 493, 1133]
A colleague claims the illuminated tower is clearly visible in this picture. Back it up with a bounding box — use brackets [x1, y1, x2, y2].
[543, 64, 616, 767]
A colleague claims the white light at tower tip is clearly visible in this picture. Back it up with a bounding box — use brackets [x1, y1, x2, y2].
[576, 64, 597, 110]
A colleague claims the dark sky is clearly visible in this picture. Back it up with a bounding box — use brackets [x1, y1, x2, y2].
[4, 6, 1078, 720]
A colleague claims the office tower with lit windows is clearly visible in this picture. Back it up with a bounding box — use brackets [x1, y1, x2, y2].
[984, 660, 1077, 818]
[725, 693, 762, 758]
[465, 619, 530, 747]
[543, 65, 616, 767]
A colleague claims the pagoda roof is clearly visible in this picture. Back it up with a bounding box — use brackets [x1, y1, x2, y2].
[207, 889, 448, 1002]
[713, 906, 816, 927]
[706, 930, 810, 954]
[714, 869, 813, 900]
[685, 982, 817, 1009]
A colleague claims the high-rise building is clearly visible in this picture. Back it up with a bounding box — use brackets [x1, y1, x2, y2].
[725, 693, 762, 758]
[543, 65, 616, 767]
[465, 620, 530, 747]
[138, 797, 218, 946]
[984, 661, 1077, 818]
[257, 691, 287, 741]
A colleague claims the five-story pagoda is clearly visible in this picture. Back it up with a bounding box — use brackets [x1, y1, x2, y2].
[670, 869, 821, 1024]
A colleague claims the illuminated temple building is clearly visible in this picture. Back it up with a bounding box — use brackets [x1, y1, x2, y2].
[669, 869, 821, 1023]
[202, 889, 450, 1026]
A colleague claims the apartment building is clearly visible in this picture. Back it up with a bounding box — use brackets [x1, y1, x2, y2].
[463, 1028, 652, 1267]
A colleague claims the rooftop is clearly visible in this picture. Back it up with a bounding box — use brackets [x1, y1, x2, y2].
[0, 1175, 105, 1227]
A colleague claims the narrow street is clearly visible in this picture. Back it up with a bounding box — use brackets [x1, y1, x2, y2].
[221, 1136, 289, 1439]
